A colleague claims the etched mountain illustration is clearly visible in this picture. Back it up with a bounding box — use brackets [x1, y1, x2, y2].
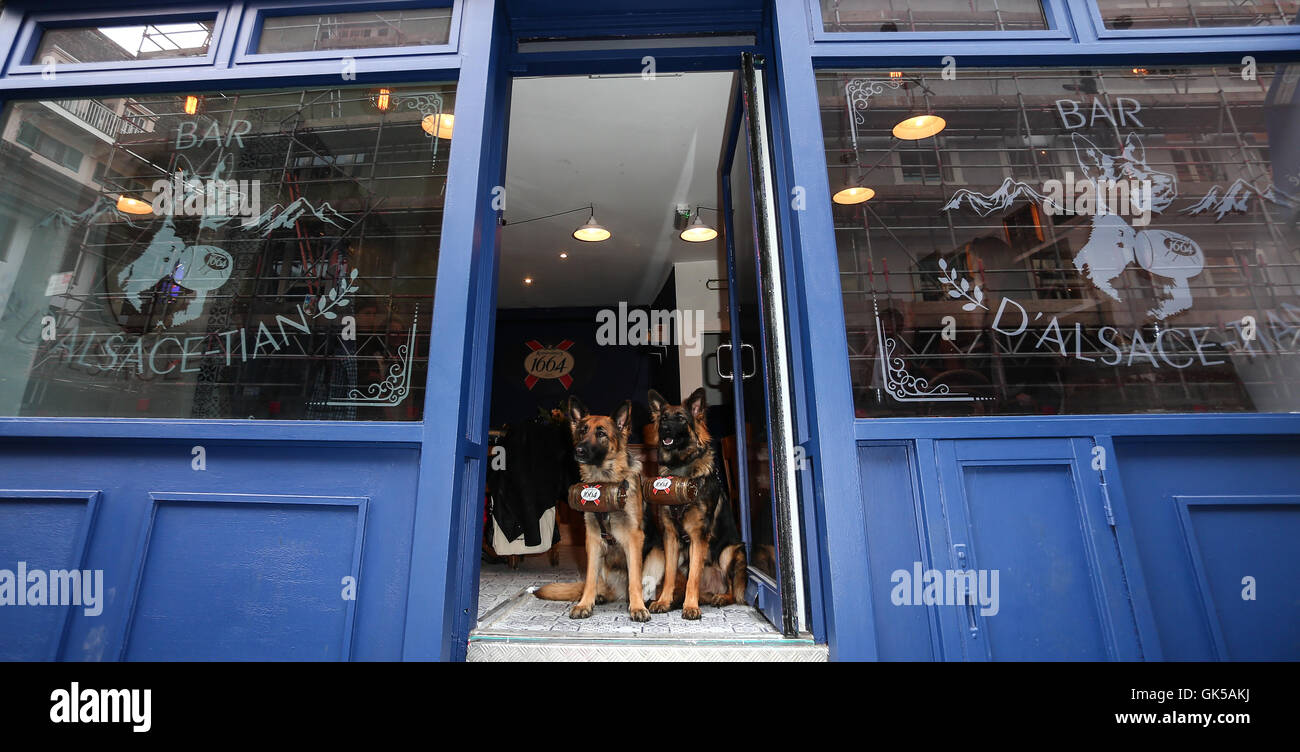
[1181, 179, 1297, 220]
[244, 197, 351, 233]
[943, 177, 1062, 217]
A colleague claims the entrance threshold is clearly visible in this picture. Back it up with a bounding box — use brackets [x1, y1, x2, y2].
[468, 558, 825, 661]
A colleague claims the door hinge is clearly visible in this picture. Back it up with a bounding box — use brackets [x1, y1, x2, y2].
[1099, 480, 1116, 527]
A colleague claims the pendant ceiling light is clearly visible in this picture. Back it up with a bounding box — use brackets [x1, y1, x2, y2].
[832, 184, 876, 205]
[116, 194, 154, 215]
[679, 207, 718, 243]
[504, 204, 611, 243]
[421, 113, 454, 139]
[892, 111, 945, 140]
[573, 208, 611, 242]
[888, 76, 945, 141]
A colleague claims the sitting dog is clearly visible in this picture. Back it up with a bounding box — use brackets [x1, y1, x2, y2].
[646, 388, 746, 619]
[533, 397, 656, 622]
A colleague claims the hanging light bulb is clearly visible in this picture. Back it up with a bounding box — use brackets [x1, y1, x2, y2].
[374, 88, 392, 112]
[421, 113, 454, 139]
[892, 112, 946, 140]
[116, 194, 154, 215]
[679, 210, 717, 242]
[832, 184, 876, 205]
[183, 95, 203, 116]
[573, 208, 610, 242]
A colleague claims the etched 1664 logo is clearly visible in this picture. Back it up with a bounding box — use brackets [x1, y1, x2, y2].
[523, 339, 574, 390]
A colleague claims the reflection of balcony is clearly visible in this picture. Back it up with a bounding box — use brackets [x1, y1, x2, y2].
[46, 99, 152, 141]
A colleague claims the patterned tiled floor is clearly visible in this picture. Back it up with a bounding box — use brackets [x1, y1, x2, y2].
[476, 547, 780, 637]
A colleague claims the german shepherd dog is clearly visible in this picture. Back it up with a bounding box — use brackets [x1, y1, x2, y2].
[533, 397, 656, 622]
[646, 388, 746, 619]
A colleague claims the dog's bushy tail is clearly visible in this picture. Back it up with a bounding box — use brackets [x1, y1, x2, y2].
[533, 581, 584, 601]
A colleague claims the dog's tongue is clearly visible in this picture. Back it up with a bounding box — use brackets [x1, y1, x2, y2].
[661, 437, 674, 446]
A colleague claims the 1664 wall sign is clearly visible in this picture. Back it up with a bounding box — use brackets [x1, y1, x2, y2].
[523, 340, 574, 390]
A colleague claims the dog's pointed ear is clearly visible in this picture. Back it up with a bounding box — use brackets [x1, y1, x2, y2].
[1121, 132, 1145, 164]
[685, 387, 708, 422]
[647, 390, 667, 420]
[613, 400, 633, 438]
[1071, 132, 1107, 180]
[566, 396, 588, 434]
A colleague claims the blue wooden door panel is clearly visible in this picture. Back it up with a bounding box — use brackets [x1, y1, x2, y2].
[0, 490, 100, 660]
[856, 442, 936, 659]
[0, 438, 419, 661]
[1113, 438, 1300, 660]
[935, 438, 1140, 660]
[1174, 495, 1300, 660]
[121, 493, 367, 661]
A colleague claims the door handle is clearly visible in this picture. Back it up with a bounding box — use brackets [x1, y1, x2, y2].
[953, 544, 979, 641]
[716, 343, 733, 381]
[739, 343, 756, 379]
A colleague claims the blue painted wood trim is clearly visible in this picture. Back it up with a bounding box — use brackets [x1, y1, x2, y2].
[0, 418, 423, 444]
[771, 0, 875, 660]
[441, 0, 509, 663]
[757, 21, 828, 642]
[855, 414, 1300, 441]
[401, 0, 498, 662]
[508, 9, 764, 40]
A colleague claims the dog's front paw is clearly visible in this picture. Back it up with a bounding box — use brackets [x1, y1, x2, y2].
[629, 606, 651, 623]
[569, 604, 593, 619]
[648, 599, 672, 614]
[682, 605, 701, 620]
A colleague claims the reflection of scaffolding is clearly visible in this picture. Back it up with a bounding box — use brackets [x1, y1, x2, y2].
[818, 0, 1299, 33]
[133, 22, 214, 58]
[824, 66, 1300, 416]
[262, 11, 449, 52]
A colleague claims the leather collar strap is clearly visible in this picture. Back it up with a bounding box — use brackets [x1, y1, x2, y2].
[595, 481, 629, 542]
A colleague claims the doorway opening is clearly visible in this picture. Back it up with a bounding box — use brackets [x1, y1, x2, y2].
[471, 69, 790, 648]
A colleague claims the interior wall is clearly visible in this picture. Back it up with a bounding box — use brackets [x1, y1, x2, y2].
[673, 258, 727, 400]
[490, 307, 658, 431]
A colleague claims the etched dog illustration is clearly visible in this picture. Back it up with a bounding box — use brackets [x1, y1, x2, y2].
[116, 213, 233, 326]
[1070, 133, 1202, 319]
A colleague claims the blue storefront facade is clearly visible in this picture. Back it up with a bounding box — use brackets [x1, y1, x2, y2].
[0, 0, 1297, 661]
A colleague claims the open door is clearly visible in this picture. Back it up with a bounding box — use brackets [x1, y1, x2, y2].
[717, 53, 805, 637]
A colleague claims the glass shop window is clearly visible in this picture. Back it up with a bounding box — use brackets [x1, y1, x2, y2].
[819, 0, 1048, 32]
[1094, 0, 1299, 30]
[34, 20, 215, 64]
[820, 65, 1300, 417]
[0, 84, 456, 420]
[256, 7, 453, 53]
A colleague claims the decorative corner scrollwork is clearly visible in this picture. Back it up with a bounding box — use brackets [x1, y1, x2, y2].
[325, 308, 419, 408]
[874, 302, 985, 403]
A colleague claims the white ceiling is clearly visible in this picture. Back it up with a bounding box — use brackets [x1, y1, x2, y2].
[498, 71, 736, 308]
